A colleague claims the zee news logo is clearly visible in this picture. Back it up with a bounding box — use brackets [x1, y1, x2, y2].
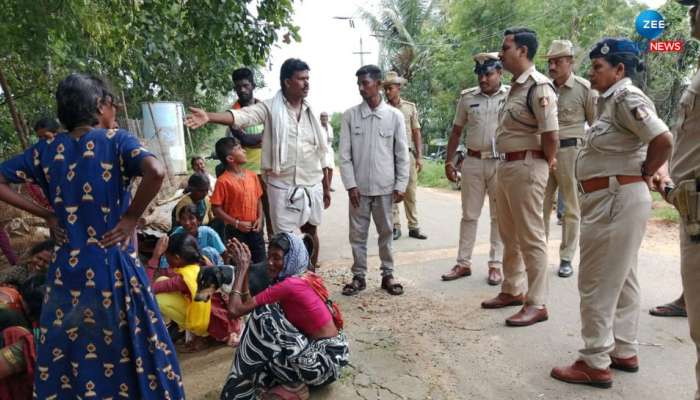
[636, 9, 684, 53]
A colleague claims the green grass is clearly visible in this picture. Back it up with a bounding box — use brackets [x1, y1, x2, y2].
[651, 191, 680, 223]
[417, 159, 452, 189]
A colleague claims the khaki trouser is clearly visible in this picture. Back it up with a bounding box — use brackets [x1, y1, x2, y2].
[496, 154, 549, 306]
[457, 155, 503, 268]
[350, 194, 394, 278]
[680, 220, 700, 400]
[577, 179, 650, 370]
[543, 145, 581, 261]
[393, 153, 418, 230]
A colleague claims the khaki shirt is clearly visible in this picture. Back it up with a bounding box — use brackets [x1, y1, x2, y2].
[556, 74, 597, 139]
[339, 100, 410, 196]
[228, 98, 329, 187]
[576, 78, 668, 181]
[453, 84, 509, 153]
[393, 98, 421, 150]
[496, 65, 559, 153]
[671, 69, 700, 183]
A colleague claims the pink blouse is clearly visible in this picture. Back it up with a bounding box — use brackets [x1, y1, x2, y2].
[254, 277, 331, 335]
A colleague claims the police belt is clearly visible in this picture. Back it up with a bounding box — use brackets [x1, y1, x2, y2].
[503, 150, 545, 162]
[578, 175, 644, 194]
[559, 138, 581, 148]
[467, 148, 501, 160]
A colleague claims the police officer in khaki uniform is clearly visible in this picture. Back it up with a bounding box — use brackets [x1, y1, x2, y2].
[656, 2, 700, 397]
[384, 71, 428, 241]
[443, 53, 507, 285]
[551, 38, 673, 388]
[543, 40, 597, 277]
[480, 28, 559, 327]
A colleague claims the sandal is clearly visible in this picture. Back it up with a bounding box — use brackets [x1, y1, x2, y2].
[381, 275, 404, 296]
[262, 383, 309, 400]
[649, 302, 687, 317]
[342, 276, 366, 296]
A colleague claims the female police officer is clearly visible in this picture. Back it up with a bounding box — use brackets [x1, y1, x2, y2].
[550, 37, 673, 388]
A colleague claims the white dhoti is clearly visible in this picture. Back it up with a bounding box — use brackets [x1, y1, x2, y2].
[266, 178, 324, 233]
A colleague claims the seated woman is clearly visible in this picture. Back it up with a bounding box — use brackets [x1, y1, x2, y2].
[0, 244, 52, 400]
[222, 233, 349, 400]
[172, 173, 213, 230]
[152, 232, 239, 351]
[148, 203, 226, 280]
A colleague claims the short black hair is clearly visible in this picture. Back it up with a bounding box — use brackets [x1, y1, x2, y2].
[178, 203, 201, 221]
[504, 27, 538, 60]
[355, 64, 383, 81]
[190, 156, 204, 167]
[56, 73, 116, 131]
[28, 239, 56, 257]
[166, 232, 204, 264]
[215, 136, 241, 164]
[186, 173, 210, 193]
[232, 67, 255, 85]
[279, 58, 310, 92]
[268, 233, 291, 255]
[33, 117, 60, 133]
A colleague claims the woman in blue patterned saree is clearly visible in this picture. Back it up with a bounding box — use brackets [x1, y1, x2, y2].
[0, 73, 185, 399]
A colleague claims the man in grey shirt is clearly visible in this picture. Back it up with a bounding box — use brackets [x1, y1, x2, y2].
[339, 65, 410, 296]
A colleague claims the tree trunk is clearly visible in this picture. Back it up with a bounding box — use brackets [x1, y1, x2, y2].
[0, 65, 29, 149]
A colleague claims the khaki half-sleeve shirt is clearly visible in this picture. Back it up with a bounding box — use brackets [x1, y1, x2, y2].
[453, 84, 509, 152]
[496, 65, 559, 153]
[576, 78, 669, 181]
[556, 74, 598, 139]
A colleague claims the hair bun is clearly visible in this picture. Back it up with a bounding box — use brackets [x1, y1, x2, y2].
[636, 60, 646, 73]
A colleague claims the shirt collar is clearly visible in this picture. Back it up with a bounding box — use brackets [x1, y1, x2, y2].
[601, 77, 631, 98]
[360, 99, 387, 118]
[514, 65, 536, 85]
[560, 73, 576, 89]
[282, 96, 309, 113]
[475, 84, 507, 97]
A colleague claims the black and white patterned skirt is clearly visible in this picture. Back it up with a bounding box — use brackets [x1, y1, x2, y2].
[220, 304, 349, 400]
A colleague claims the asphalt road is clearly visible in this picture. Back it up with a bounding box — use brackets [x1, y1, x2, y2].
[182, 182, 695, 400]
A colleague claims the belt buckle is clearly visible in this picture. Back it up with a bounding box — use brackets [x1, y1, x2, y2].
[577, 181, 586, 194]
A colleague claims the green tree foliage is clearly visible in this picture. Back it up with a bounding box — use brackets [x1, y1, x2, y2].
[0, 0, 297, 157]
[365, 0, 697, 144]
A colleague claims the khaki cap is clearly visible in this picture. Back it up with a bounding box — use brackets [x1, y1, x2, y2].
[383, 71, 407, 86]
[544, 39, 574, 59]
[473, 52, 500, 65]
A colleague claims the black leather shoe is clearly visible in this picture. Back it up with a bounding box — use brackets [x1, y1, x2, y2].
[393, 228, 401, 240]
[558, 260, 573, 277]
[408, 229, 427, 240]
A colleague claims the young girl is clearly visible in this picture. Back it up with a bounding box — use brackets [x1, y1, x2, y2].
[153, 232, 239, 351]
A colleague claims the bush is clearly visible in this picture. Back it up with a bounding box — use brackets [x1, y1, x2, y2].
[417, 159, 451, 189]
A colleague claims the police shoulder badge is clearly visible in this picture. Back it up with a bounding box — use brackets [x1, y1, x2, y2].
[633, 105, 649, 121]
[601, 43, 610, 55]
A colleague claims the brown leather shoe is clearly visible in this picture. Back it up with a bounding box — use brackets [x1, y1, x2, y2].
[610, 355, 639, 373]
[487, 267, 502, 286]
[481, 292, 524, 309]
[441, 265, 471, 281]
[505, 305, 548, 327]
[551, 360, 613, 389]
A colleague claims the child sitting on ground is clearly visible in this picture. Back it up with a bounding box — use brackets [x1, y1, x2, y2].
[152, 232, 239, 352]
[172, 173, 213, 230]
[210, 137, 266, 263]
[148, 204, 226, 280]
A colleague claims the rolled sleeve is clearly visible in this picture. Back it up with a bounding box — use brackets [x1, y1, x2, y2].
[228, 102, 268, 129]
[532, 84, 559, 134]
[617, 94, 669, 143]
